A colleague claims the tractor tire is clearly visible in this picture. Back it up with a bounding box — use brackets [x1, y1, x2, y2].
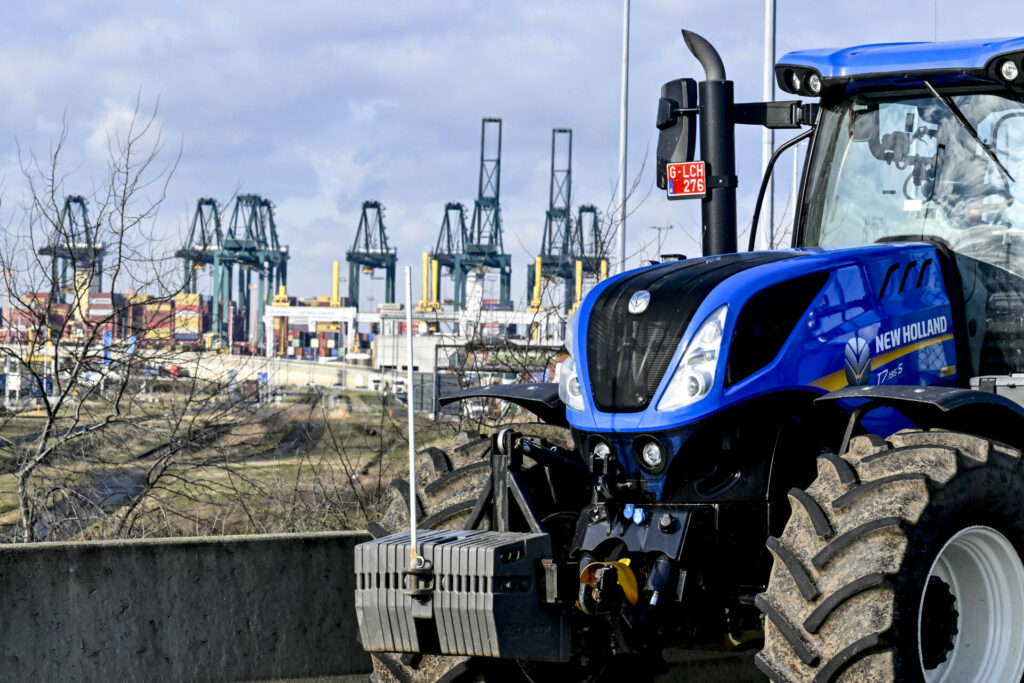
[756, 429, 1024, 682]
[371, 430, 493, 540]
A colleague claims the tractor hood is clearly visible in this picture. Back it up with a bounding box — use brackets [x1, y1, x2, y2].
[564, 243, 959, 434]
[583, 252, 796, 413]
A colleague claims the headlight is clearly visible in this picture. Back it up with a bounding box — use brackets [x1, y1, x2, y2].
[657, 305, 727, 411]
[788, 71, 802, 93]
[558, 355, 584, 411]
[807, 73, 822, 95]
[641, 441, 664, 469]
[1000, 59, 1020, 82]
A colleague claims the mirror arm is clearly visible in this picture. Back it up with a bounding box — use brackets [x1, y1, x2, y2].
[735, 101, 819, 129]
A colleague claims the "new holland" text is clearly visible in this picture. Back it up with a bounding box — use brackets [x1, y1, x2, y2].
[874, 315, 948, 354]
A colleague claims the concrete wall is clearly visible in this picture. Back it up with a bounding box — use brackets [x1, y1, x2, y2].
[0, 531, 372, 682]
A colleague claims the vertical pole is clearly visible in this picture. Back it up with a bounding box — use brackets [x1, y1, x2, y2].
[616, 0, 630, 273]
[4, 270, 9, 347]
[432, 345, 440, 420]
[760, 0, 776, 251]
[349, 261, 360, 311]
[4, 270, 9, 409]
[212, 254, 221, 342]
[249, 282, 258, 353]
[279, 314, 286, 357]
[792, 141, 800, 239]
[531, 256, 543, 309]
[238, 268, 246, 339]
[386, 264, 396, 303]
[265, 315, 273, 359]
[404, 266, 417, 560]
[574, 260, 583, 313]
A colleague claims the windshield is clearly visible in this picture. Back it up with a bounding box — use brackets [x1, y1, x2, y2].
[800, 87, 1024, 276]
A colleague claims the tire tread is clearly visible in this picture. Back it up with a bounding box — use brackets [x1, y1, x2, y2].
[757, 428, 1021, 681]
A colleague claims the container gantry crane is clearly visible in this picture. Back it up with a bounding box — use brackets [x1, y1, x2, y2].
[454, 117, 512, 310]
[39, 195, 108, 294]
[211, 194, 288, 347]
[346, 200, 396, 311]
[175, 198, 223, 295]
[527, 128, 576, 312]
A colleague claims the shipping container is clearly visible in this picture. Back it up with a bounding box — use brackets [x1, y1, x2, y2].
[143, 327, 173, 340]
[175, 293, 200, 309]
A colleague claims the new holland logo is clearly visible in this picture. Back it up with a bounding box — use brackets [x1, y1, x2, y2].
[844, 335, 872, 386]
[628, 290, 651, 315]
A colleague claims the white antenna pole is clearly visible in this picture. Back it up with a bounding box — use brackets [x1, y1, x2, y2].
[760, 0, 776, 250]
[616, 0, 630, 273]
[404, 266, 418, 562]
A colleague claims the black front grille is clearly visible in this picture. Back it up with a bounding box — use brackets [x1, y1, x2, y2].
[586, 252, 797, 412]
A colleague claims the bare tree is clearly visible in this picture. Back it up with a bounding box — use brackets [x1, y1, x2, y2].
[0, 101, 278, 542]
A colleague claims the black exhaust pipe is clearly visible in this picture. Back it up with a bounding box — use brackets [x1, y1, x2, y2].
[682, 30, 737, 256]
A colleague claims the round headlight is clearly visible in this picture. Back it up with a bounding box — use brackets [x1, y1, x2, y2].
[641, 442, 664, 469]
[592, 442, 611, 460]
[788, 71, 802, 93]
[1000, 59, 1020, 82]
[807, 73, 822, 95]
[685, 370, 711, 398]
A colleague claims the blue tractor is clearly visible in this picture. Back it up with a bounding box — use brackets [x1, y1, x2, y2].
[357, 31, 1024, 682]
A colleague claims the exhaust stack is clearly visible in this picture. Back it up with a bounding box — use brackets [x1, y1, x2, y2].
[682, 30, 737, 256]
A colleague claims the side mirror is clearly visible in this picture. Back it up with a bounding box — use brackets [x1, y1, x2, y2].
[656, 78, 698, 190]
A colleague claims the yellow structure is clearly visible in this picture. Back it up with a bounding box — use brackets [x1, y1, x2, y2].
[527, 256, 544, 312]
[571, 260, 584, 313]
[432, 258, 439, 306]
[569, 258, 608, 313]
[331, 260, 341, 307]
[72, 269, 91, 325]
[271, 284, 290, 356]
[415, 251, 441, 312]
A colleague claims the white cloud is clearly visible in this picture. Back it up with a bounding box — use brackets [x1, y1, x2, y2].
[275, 149, 370, 232]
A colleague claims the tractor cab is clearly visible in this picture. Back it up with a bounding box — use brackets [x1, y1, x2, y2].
[779, 39, 1024, 379]
[786, 40, 1024, 270]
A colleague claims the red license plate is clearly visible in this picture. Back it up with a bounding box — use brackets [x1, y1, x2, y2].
[666, 161, 706, 199]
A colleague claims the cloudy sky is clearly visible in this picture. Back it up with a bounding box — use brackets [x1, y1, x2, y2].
[0, 1, 1018, 306]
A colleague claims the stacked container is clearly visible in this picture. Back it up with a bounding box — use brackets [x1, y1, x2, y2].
[174, 293, 201, 342]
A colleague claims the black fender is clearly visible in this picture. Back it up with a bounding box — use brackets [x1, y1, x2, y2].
[816, 384, 1024, 451]
[439, 382, 568, 428]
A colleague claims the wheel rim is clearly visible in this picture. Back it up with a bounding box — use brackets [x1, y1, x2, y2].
[918, 525, 1024, 682]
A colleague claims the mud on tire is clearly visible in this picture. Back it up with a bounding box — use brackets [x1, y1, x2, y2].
[756, 429, 1024, 682]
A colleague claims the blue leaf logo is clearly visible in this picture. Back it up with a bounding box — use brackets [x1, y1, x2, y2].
[844, 335, 872, 386]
